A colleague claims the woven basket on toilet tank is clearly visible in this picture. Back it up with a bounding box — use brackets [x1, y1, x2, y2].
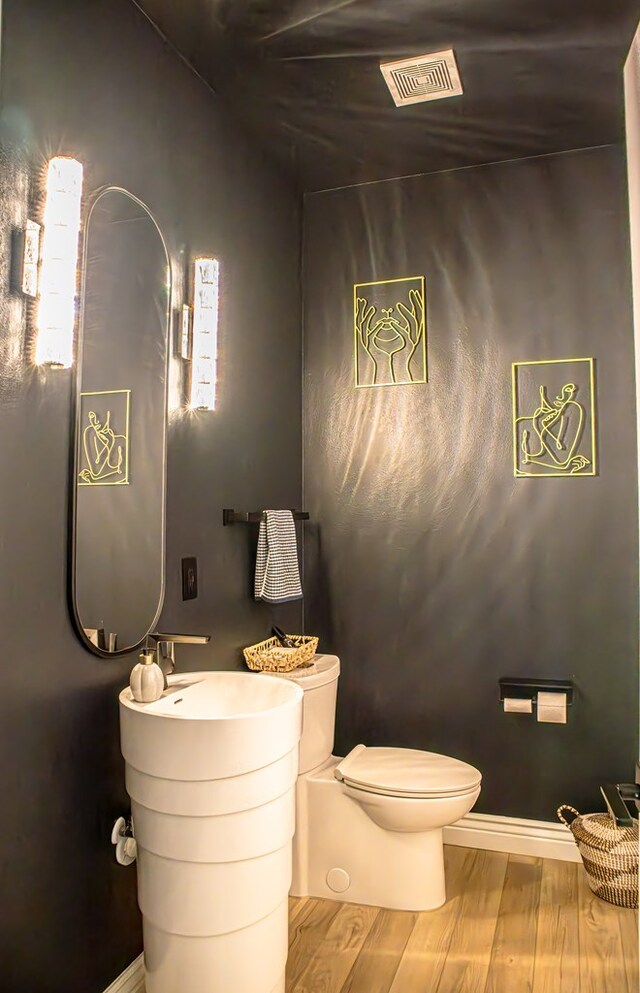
[557, 805, 638, 909]
[243, 635, 318, 672]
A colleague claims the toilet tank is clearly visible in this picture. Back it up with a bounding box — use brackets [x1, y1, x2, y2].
[275, 655, 340, 774]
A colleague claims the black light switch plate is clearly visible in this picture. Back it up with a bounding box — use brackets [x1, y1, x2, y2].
[181, 557, 198, 600]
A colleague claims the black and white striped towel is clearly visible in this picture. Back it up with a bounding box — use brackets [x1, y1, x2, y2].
[254, 510, 303, 603]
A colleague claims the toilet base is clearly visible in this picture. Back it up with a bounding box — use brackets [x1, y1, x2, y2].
[291, 759, 446, 911]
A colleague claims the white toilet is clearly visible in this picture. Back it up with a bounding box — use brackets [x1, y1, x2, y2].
[276, 655, 481, 911]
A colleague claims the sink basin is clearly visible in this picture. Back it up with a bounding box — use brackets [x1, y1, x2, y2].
[120, 670, 303, 781]
[118, 670, 304, 993]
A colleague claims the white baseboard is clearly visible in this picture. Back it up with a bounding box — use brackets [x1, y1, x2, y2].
[443, 811, 581, 863]
[103, 953, 144, 993]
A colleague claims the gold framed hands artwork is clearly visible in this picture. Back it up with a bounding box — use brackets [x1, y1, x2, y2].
[354, 276, 427, 388]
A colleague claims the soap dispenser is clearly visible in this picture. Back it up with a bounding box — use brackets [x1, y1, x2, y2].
[130, 649, 164, 703]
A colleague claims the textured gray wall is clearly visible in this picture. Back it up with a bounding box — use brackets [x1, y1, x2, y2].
[0, 1, 301, 989]
[303, 146, 639, 821]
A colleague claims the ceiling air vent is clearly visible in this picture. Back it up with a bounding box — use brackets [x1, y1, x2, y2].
[380, 49, 463, 107]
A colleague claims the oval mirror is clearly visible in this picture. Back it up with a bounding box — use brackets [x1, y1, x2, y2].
[71, 188, 171, 656]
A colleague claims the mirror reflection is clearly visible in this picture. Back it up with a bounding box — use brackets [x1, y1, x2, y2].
[72, 188, 170, 655]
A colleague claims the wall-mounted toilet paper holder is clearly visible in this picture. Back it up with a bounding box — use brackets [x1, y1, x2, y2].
[498, 677, 574, 709]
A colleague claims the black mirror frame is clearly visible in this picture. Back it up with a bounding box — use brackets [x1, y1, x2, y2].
[69, 186, 172, 659]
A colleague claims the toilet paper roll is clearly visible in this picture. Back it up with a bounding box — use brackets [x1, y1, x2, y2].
[536, 691, 567, 724]
[503, 697, 533, 714]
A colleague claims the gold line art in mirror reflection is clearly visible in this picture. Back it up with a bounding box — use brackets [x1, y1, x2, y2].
[78, 390, 130, 486]
[354, 276, 427, 388]
[512, 359, 596, 477]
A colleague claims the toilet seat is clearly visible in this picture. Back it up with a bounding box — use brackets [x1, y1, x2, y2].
[334, 744, 482, 799]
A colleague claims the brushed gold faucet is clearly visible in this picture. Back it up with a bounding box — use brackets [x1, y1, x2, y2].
[147, 632, 211, 687]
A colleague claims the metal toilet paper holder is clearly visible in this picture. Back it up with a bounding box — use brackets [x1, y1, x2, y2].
[498, 677, 574, 714]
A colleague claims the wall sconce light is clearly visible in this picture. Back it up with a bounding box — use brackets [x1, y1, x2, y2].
[21, 220, 41, 297]
[35, 156, 84, 368]
[180, 304, 192, 360]
[190, 257, 219, 411]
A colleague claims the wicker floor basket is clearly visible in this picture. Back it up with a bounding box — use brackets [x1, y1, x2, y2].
[557, 805, 639, 909]
[243, 634, 319, 673]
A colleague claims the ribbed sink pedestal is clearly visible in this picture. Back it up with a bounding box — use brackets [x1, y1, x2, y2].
[119, 672, 303, 993]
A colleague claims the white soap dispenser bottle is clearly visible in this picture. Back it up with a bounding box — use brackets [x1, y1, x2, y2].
[130, 649, 164, 703]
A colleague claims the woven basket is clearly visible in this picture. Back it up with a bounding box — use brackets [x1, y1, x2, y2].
[557, 804, 639, 909]
[243, 634, 318, 673]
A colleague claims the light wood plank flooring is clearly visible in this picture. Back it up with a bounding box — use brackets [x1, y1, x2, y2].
[287, 846, 639, 993]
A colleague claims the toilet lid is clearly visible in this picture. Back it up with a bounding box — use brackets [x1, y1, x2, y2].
[335, 745, 482, 798]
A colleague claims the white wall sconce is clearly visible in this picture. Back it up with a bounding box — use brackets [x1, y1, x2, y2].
[35, 156, 84, 368]
[21, 220, 41, 297]
[190, 257, 219, 410]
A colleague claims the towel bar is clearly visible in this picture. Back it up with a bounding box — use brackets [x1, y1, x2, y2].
[222, 509, 309, 526]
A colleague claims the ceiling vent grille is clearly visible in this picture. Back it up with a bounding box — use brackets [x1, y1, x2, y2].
[380, 49, 463, 107]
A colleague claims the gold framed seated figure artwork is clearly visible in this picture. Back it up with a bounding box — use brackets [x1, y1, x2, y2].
[512, 358, 596, 477]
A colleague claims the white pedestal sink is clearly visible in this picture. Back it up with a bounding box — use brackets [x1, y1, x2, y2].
[119, 671, 303, 993]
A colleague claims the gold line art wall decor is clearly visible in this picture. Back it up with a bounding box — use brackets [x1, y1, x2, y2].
[354, 276, 427, 388]
[512, 358, 596, 477]
[78, 390, 131, 486]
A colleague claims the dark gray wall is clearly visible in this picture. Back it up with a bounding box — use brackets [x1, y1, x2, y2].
[0, 1, 301, 990]
[303, 146, 639, 821]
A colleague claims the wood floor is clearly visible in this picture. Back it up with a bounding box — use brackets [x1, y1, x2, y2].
[286, 846, 639, 993]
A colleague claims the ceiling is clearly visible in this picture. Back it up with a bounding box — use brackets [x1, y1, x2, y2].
[135, 0, 640, 192]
